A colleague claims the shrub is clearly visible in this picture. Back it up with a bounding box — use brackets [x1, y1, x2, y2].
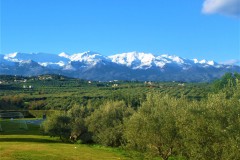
[42, 112, 71, 142]
[86, 101, 134, 147]
[124, 94, 185, 160]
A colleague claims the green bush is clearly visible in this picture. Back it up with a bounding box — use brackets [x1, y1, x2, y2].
[124, 94, 185, 160]
[42, 112, 71, 142]
[180, 92, 240, 160]
[67, 104, 92, 143]
[86, 101, 134, 147]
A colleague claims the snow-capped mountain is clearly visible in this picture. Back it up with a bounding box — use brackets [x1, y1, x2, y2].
[0, 51, 239, 82]
[4, 52, 68, 63]
[4, 52, 69, 69]
[109, 52, 155, 69]
[109, 52, 218, 69]
[66, 51, 109, 64]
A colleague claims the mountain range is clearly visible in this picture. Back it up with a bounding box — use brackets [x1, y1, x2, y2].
[0, 51, 239, 82]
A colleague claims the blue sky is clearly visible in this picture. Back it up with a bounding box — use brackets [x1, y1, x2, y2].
[1, 0, 239, 64]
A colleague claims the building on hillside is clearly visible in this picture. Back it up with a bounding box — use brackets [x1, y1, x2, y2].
[112, 84, 119, 87]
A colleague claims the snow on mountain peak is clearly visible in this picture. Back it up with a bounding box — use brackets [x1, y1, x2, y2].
[168, 55, 184, 64]
[193, 59, 215, 66]
[193, 59, 199, 63]
[4, 52, 18, 60]
[69, 51, 108, 65]
[109, 51, 155, 69]
[158, 54, 184, 64]
[7, 52, 18, 58]
[1, 51, 239, 82]
[2, 51, 221, 71]
[58, 52, 70, 58]
[109, 52, 218, 69]
[207, 61, 215, 66]
[199, 59, 207, 64]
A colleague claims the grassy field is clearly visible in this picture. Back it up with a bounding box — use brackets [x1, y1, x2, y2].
[0, 135, 130, 160]
[0, 120, 131, 160]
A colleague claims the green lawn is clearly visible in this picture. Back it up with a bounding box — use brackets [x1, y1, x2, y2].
[0, 135, 130, 160]
[0, 119, 131, 160]
[0, 135, 132, 160]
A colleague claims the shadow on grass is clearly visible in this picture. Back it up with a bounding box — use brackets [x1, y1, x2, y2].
[0, 122, 43, 135]
[0, 130, 42, 135]
[0, 137, 61, 143]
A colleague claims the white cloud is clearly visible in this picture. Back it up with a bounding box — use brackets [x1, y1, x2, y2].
[202, 0, 240, 18]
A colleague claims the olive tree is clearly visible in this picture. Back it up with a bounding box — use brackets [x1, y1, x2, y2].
[124, 94, 186, 160]
[67, 104, 92, 143]
[42, 112, 71, 142]
[181, 91, 240, 160]
[86, 100, 134, 147]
